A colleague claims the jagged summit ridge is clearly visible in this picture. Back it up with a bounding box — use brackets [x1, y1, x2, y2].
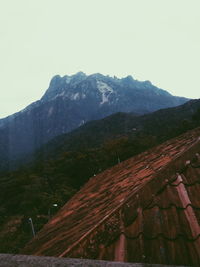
[42, 72, 178, 105]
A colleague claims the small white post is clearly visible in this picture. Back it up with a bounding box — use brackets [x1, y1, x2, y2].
[29, 217, 35, 237]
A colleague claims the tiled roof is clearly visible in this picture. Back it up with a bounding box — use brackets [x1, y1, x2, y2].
[23, 128, 200, 266]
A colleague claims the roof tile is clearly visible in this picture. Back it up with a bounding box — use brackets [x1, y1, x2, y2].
[23, 128, 200, 266]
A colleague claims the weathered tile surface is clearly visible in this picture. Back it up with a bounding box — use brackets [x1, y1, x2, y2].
[23, 128, 200, 266]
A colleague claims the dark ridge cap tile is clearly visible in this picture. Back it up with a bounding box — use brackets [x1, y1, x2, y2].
[143, 203, 200, 211]
[169, 181, 200, 187]
[120, 232, 200, 242]
[190, 163, 200, 168]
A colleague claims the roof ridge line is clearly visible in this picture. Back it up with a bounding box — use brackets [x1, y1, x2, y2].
[155, 176, 200, 195]
[120, 231, 200, 241]
[191, 163, 200, 168]
[58, 136, 200, 258]
[144, 203, 200, 211]
[169, 180, 200, 187]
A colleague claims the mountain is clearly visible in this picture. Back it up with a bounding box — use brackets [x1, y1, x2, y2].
[0, 72, 188, 170]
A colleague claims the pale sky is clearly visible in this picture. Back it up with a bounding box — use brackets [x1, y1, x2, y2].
[0, 0, 200, 118]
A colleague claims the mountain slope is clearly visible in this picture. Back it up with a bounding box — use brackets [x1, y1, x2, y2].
[0, 72, 188, 170]
[35, 98, 200, 161]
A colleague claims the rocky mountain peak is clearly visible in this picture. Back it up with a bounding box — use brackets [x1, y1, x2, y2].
[41, 72, 188, 109]
[124, 75, 135, 81]
[87, 73, 105, 80]
[70, 71, 87, 83]
[49, 75, 62, 87]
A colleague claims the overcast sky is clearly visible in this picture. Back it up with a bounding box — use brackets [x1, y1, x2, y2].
[0, 0, 200, 118]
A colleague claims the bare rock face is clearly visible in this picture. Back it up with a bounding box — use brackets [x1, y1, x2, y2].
[0, 72, 188, 170]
